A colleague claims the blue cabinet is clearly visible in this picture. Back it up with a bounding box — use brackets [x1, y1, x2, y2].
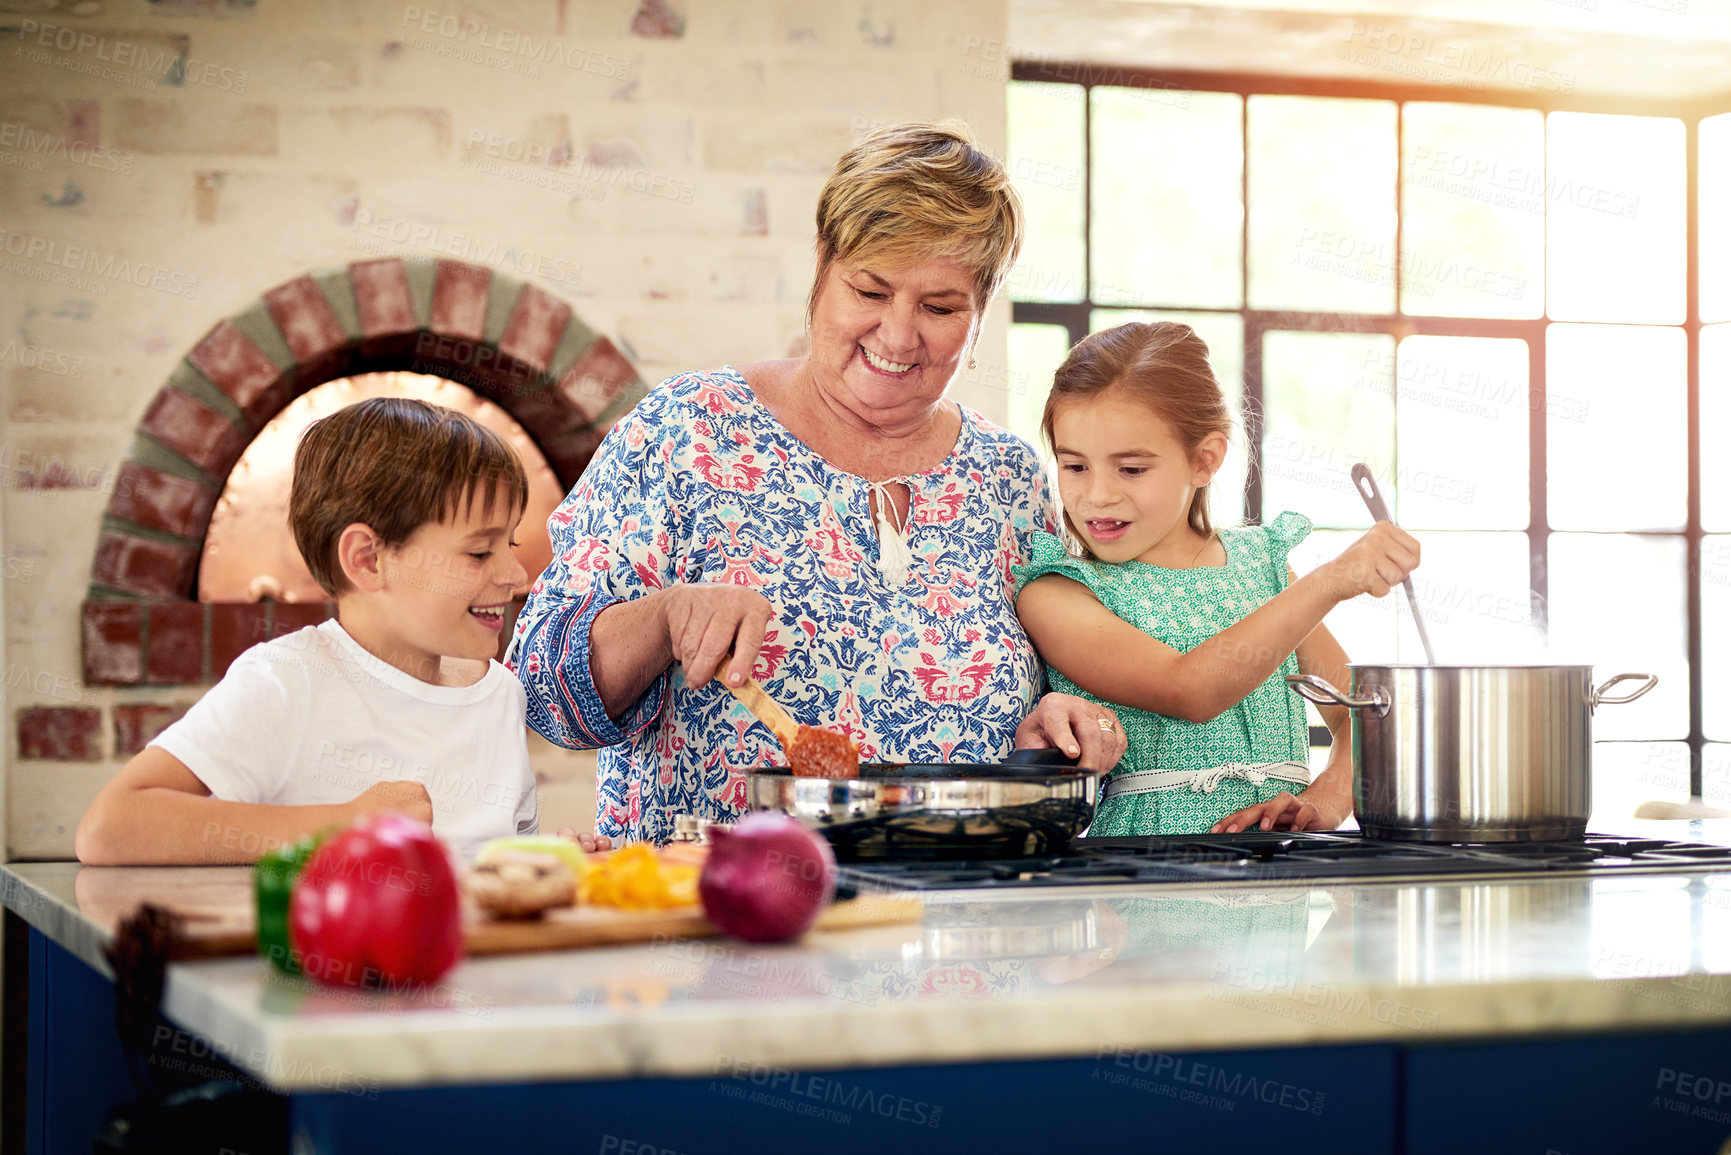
[293, 1043, 1400, 1154]
[1405, 1033, 1731, 1155]
[23, 928, 1731, 1155]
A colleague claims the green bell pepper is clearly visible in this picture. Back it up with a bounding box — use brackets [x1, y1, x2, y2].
[253, 833, 325, 974]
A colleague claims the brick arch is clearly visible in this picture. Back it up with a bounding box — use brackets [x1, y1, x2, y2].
[82, 256, 645, 687]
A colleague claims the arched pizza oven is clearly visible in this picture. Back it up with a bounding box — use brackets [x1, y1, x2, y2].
[79, 255, 644, 714]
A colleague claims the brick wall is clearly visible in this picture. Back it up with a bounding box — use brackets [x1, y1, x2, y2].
[0, 0, 1011, 859]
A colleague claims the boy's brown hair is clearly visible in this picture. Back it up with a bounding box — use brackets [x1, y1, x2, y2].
[290, 397, 529, 596]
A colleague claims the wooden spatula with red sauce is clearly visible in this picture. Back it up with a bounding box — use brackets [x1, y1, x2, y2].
[715, 666, 859, 779]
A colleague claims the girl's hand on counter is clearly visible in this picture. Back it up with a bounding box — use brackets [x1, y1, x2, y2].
[1211, 786, 1351, 835]
[1212, 791, 1314, 834]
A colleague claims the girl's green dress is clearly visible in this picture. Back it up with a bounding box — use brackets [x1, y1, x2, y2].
[1013, 512, 1315, 835]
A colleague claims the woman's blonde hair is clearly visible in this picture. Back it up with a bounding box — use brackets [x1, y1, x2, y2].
[1041, 322, 1236, 555]
[809, 121, 1024, 323]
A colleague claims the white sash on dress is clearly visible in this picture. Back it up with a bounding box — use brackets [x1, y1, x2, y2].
[1099, 760, 1311, 801]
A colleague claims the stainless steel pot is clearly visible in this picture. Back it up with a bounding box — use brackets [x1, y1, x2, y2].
[747, 754, 1097, 860]
[1288, 666, 1657, 843]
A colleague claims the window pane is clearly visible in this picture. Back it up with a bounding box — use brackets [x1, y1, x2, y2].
[1091, 89, 1242, 308]
[1263, 331, 1394, 528]
[1394, 336, 1529, 530]
[1288, 529, 1396, 662]
[1293, 533, 1533, 669]
[1400, 103, 1544, 319]
[1007, 82, 1085, 304]
[1595, 742, 1690, 828]
[1547, 533, 1687, 741]
[1248, 96, 1397, 314]
[1705, 324, 1731, 531]
[1093, 309, 1245, 527]
[1006, 323, 1071, 447]
[1547, 113, 1685, 324]
[1406, 531, 1537, 663]
[1702, 113, 1731, 324]
[1546, 324, 1685, 531]
[1287, 534, 1530, 667]
[1706, 535, 1731, 741]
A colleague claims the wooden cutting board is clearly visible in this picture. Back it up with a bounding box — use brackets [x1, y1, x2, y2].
[147, 845, 922, 961]
[161, 891, 922, 961]
[462, 890, 922, 956]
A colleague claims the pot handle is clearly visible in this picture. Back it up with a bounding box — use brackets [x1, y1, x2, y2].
[1286, 674, 1390, 717]
[1591, 672, 1658, 710]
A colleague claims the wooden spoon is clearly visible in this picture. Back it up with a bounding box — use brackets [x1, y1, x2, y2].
[719, 672, 799, 749]
[714, 663, 859, 778]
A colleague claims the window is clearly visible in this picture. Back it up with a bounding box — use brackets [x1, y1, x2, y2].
[1007, 70, 1726, 815]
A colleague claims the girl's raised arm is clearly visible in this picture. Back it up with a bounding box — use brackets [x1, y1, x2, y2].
[1016, 522, 1418, 724]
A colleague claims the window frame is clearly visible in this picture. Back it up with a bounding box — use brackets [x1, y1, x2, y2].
[1010, 63, 1724, 795]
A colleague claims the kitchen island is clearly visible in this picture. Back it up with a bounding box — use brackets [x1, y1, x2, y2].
[6, 827, 1731, 1155]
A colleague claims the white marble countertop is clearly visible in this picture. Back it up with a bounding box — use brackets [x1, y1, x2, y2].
[7, 820, 1731, 1093]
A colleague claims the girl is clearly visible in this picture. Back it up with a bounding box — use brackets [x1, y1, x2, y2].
[1014, 322, 1420, 836]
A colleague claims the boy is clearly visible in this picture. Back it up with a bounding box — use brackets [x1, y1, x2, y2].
[78, 397, 564, 865]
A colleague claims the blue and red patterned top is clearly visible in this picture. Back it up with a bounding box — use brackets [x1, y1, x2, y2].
[509, 366, 1058, 845]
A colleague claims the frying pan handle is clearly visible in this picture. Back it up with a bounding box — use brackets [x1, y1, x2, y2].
[1591, 672, 1658, 710]
[1286, 674, 1390, 717]
[1006, 747, 1083, 768]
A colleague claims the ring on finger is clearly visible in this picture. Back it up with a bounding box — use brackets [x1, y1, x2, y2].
[1096, 717, 1117, 733]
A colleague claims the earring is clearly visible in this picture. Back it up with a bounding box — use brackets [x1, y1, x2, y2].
[968, 357, 977, 370]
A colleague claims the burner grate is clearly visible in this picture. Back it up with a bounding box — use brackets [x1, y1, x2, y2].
[837, 832, 1731, 892]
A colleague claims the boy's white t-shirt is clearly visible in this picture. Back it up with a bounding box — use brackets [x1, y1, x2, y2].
[152, 619, 537, 862]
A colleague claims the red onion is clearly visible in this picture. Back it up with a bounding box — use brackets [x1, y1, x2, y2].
[699, 813, 837, 943]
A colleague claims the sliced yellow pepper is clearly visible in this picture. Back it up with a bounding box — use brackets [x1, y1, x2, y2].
[578, 844, 699, 910]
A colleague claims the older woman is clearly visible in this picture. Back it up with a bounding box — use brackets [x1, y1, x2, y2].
[512, 122, 1125, 845]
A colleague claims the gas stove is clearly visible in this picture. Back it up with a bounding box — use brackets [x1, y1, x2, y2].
[837, 831, 1731, 891]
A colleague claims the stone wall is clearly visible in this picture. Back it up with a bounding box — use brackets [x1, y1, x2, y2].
[0, 0, 1012, 859]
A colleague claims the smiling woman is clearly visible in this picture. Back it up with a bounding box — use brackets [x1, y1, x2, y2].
[510, 121, 1130, 846]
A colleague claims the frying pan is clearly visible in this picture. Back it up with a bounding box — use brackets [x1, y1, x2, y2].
[747, 748, 1096, 860]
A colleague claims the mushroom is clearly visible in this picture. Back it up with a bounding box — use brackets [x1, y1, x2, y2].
[467, 850, 576, 920]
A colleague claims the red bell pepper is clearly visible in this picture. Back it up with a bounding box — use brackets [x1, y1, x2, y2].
[289, 813, 463, 989]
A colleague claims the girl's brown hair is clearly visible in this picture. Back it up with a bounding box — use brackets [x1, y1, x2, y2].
[1040, 321, 1235, 553]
